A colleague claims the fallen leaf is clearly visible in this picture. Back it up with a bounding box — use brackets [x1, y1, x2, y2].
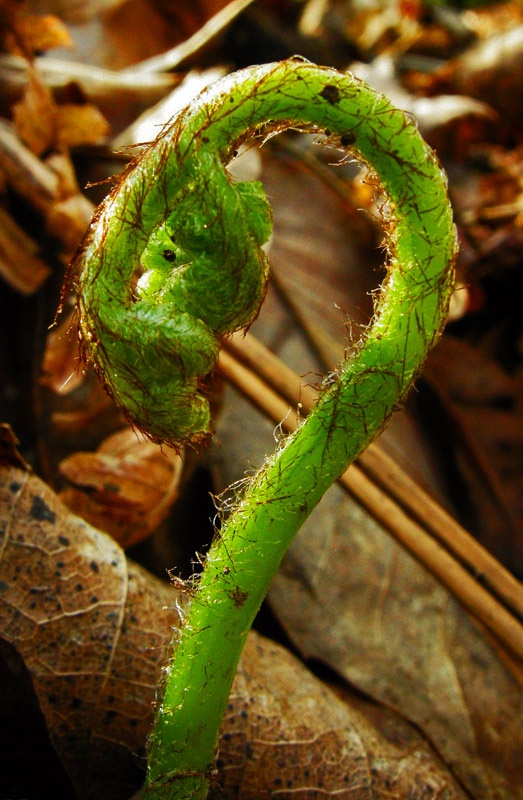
[0, 423, 30, 470]
[5, 11, 73, 54]
[426, 335, 523, 568]
[56, 103, 110, 148]
[0, 452, 471, 799]
[428, 335, 517, 408]
[212, 630, 469, 800]
[261, 151, 381, 370]
[38, 312, 131, 476]
[59, 428, 184, 547]
[12, 66, 57, 155]
[12, 59, 109, 153]
[0, 455, 180, 798]
[268, 484, 523, 800]
[41, 309, 86, 395]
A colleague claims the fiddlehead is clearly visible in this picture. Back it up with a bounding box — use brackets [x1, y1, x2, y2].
[71, 58, 455, 450]
[71, 126, 272, 445]
[70, 58, 457, 798]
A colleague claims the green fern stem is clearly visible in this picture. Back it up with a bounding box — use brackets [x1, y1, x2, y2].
[70, 59, 457, 799]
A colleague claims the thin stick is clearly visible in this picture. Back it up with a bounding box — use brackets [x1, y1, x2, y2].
[0, 53, 176, 93]
[218, 345, 523, 661]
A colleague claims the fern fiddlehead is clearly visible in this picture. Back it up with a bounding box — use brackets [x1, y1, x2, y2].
[70, 59, 457, 799]
[72, 74, 274, 445]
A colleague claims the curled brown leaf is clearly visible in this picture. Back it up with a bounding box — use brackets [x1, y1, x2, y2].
[59, 428, 184, 548]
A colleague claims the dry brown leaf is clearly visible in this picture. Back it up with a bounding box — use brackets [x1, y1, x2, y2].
[0, 448, 471, 799]
[5, 12, 73, 53]
[0, 423, 30, 470]
[12, 59, 110, 154]
[261, 152, 380, 369]
[59, 428, 184, 547]
[0, 451, 181, 798]
[269, 485, 523, 800]
[42, 308, 91, 396]
[49, 377, 120, 434]
[428, 335, 517, 408]
[213, 632, 468, 800]
[12, 67, 57, 155]
[426, 336, 523, 567]
[56, 103, 111, 148]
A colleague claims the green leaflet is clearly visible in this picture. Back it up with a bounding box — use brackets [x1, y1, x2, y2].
[70, 59, 457, 798]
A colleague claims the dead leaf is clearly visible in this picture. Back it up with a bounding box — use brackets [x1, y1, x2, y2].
[12, 58, 110, 154]
[269, 485, 523, 800]
[426, 336, 523, 567]
[0, 423, 31, 470]
[12, 67, 57, 155]
[4, 12, 73, 54]
[59, 428, 184, 547]
[0, 460, 181, 798]
[428, 336, 517, 408]
[212, 630, 469, 800]
[56, 103, 110, 148]
[0, 460, 471, 799]
[49, 376, 120, 433]
[261, 152, 381, 370]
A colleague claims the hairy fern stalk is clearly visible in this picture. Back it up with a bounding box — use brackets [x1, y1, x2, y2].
[69, 59, 458, 799]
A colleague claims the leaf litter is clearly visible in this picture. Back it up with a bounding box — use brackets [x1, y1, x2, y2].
[0, 443, 472, 799]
